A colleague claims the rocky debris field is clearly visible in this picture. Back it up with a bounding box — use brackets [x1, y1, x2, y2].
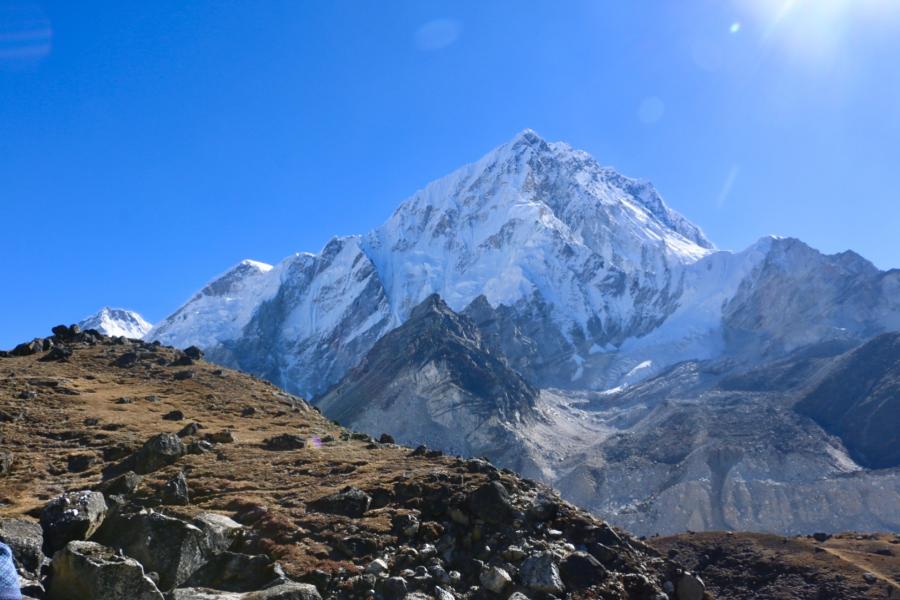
[651, 531, 900, 599]
[0, 327, 704, 600]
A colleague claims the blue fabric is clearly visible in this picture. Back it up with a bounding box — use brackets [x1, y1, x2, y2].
[0, 543, 20, 600]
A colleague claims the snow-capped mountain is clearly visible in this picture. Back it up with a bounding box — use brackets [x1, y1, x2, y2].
[140, 129, 900, 536]
[148, 130, 718, 395]
[78, 307, 152, 339]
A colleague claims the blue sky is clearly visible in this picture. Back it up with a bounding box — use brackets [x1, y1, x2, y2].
[2, 1, 899, 347]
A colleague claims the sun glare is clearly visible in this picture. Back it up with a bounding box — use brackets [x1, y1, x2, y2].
[738, 0, 900, 62]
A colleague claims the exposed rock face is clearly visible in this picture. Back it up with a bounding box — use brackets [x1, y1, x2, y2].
[795, 332, 900, 469]
[47, 541, 164, 600]
[723, 238, 900, 358]
[316, 295, 539, 462]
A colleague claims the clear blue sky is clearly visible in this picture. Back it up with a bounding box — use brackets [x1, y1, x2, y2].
[3, 1, 899, 347]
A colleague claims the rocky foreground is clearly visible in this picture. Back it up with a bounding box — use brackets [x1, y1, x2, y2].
[0, 329, 897, 599]
[0, 327, 698, 600]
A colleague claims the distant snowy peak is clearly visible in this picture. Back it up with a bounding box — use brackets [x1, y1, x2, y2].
[147, 258, 279, 348]
[150, 130, 725, 394]
[364, 128, 713, 327]
[79, 307, 152, 339]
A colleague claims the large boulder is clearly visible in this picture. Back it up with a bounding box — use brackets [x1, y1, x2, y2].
[161, 471, 191, 505]
[130, 433, 186, 474]
[192, 513, 244, 555]
[519, 553, 565, 595]
[307, 487, 371, 518]
[92, 510, 208, 591]
[46, 541, 164, 600]
[467, 482, 515, 525]
[169, 583, 321, 600]
[559, 551, 607, 588]
[183, 551, 287, 591]
[676, 572, 705, 600]
[40, 491, 108, 554]
[0, 518, 44, 577]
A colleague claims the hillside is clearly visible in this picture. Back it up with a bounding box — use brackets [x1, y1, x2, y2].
[1, 327, 694, 599]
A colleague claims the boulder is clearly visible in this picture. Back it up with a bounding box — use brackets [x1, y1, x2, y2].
[10, 340, 43, 356]
[205, 431, 236, 444]
[479, 565, 512, 593]
[130, 433, 186, 474]
[193, 513, 244, 555]
[170, 582, 321, 600]
[97, 471, 143, 498]
[184, 346, 204, 360]
[676, 572, 705, 600]
[307, 487, 371, 518]
[178, 422, 203, 437]
[114, 352, 140, 368]
[467, 482, 514, 525]
[40, 491, 108, 553]
[40, 346, 72, 362]
[184, 551, 286, 591]
[161, 471, 191, 505]
[365, 558, 389, 576]
[263, 434, 307, 451]
[559, 551, 607, 588]
[46, 541, 164, 600]
[380, 576, 408, 600]
[163, 410, 185, 421]
[519, 553, 565, 595]
[92, 510, 208, 591]
[0, 518, 44, 577]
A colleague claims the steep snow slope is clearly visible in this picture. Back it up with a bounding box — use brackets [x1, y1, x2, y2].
[78, 307, 152, 339]
[148, 259, 278, 348]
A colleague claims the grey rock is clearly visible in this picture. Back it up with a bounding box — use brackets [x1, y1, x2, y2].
[307, 487, 371, 518]
[479, 565, 511, 594]
[381, 576, 408, 600]
[263, 434, 307, 451]
[366, 558, 389, 576]
[130, 433, 186, 474]
[192, 512, 243, 555]
[433, 586, 455, 600]
[161, 471, 190, 505]
[47, 540, 164, 600]
[0, 518, 44, 577]
[97, 471, 143, 498]
[169, 582, 321, 600]
[184, 551, 286, 591]
[559, 552, 606, 588]
[92, 510, 208, 591]
[519, 553, 564, 595]
[40, 490, 108, 553]
[468, 481, 515, 525]
[676, 572, 705, 600]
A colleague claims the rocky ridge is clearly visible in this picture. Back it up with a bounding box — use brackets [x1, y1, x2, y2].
[1, 327, 705, 600]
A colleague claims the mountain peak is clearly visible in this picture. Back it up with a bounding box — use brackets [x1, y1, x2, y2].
[509, 128, 545, 147]
[78, 307, 152, 339]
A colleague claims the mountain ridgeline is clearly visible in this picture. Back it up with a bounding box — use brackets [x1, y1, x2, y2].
[141, 130, 900, 536]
